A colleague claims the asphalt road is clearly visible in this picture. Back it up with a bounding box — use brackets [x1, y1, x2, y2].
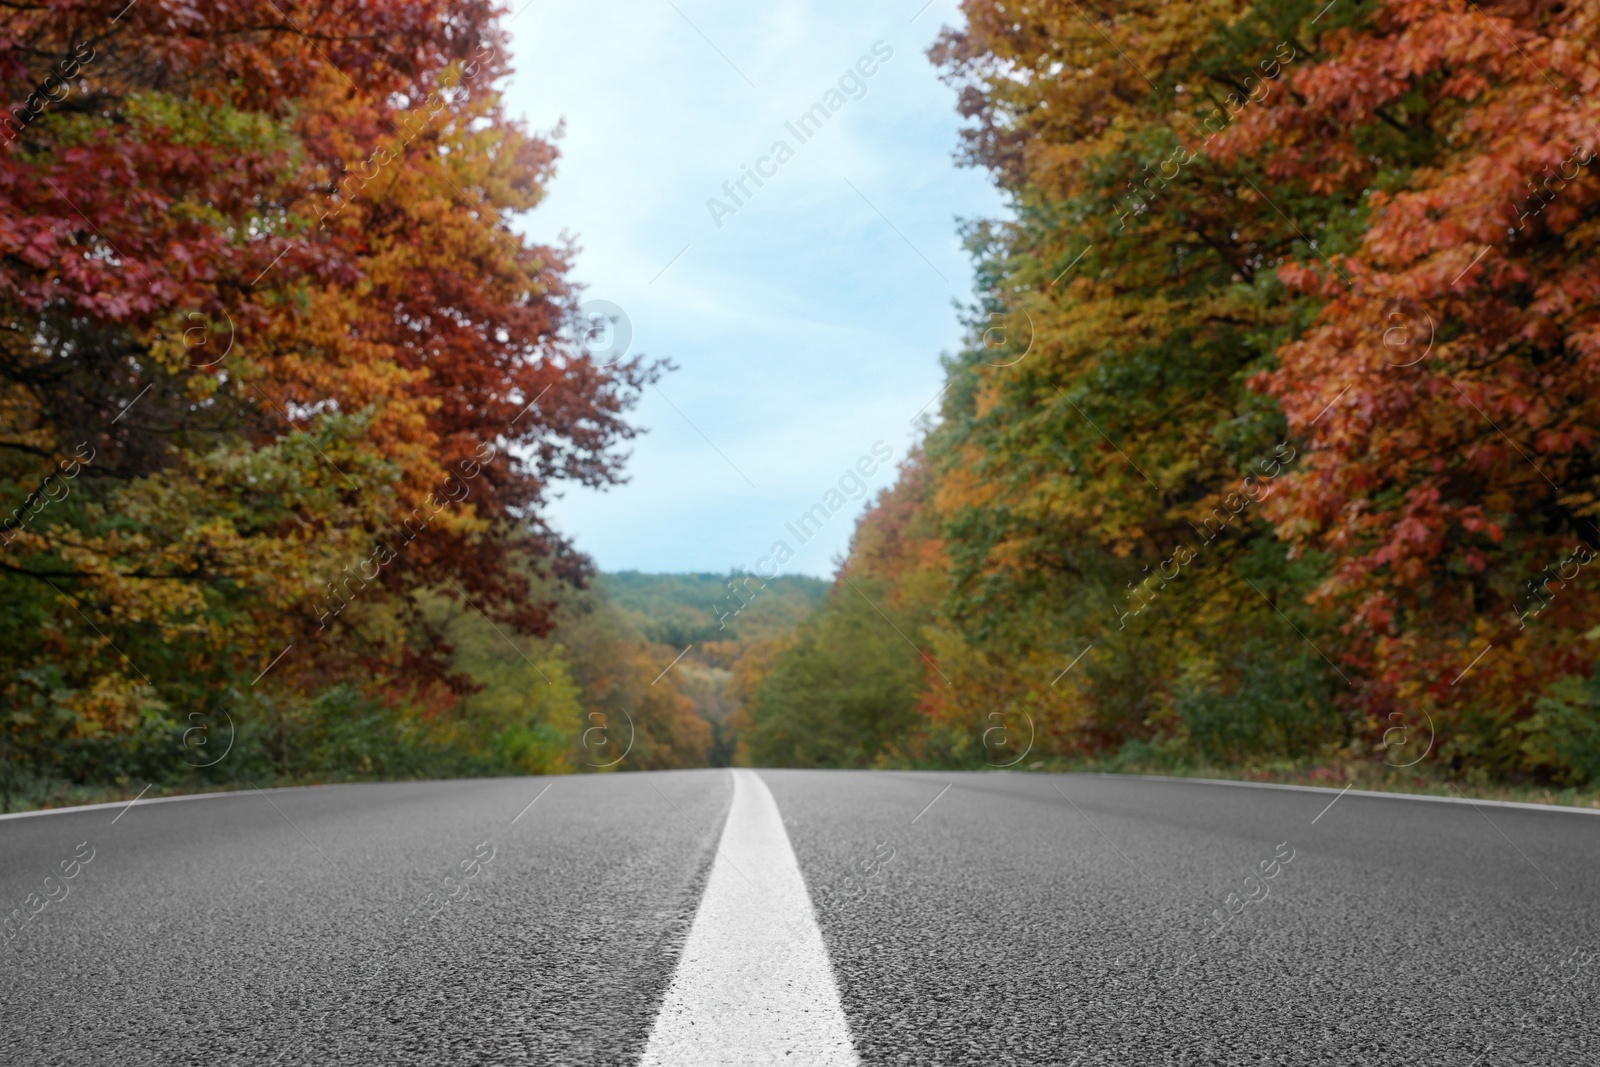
[2, 771, 1596, 1066]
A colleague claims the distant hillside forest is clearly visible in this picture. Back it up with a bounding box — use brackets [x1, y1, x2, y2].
[593, 571, 829, 766]
[599, 571, 828, 648]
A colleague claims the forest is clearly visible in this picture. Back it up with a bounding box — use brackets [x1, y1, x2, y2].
[0, 0, 741, 809]
[741, 0, 1600, 796]
[5, 0, 1600, 808]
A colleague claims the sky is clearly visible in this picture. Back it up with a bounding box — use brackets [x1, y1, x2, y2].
[500, 0, 1003, 578]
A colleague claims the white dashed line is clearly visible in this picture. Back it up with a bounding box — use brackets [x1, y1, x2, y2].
[640, 769, 859, 1067]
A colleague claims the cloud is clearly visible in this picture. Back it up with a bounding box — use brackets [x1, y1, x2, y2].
[502, 0, 1001, 576]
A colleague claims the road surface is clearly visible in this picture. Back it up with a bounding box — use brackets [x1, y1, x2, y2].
[1, 770, 1595, 1065]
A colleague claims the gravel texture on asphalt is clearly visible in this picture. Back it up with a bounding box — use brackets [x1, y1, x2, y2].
[4, 770, 1596, 1066]
[765, 770, 1599, 1067]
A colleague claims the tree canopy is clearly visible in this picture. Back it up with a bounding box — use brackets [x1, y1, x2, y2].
[1, 0, 672, 797]
[746, 0, 1600, 786]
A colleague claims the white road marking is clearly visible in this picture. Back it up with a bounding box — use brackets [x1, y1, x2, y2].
[1099, 773, 1600, 815]
[641, 769, 860, 1067]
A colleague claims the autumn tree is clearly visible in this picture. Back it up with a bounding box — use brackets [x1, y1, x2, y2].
[1220, 0, 1600, 778]
[820, 0, 1600, 781]
[0, 0, 662, 789]
[910, 0, 1355, 762]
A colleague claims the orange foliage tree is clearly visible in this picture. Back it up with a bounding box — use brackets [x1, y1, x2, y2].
[1, 1, 664, 780]
[1219, 0, 1600, 772]
[781, 0, 1600, 782]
